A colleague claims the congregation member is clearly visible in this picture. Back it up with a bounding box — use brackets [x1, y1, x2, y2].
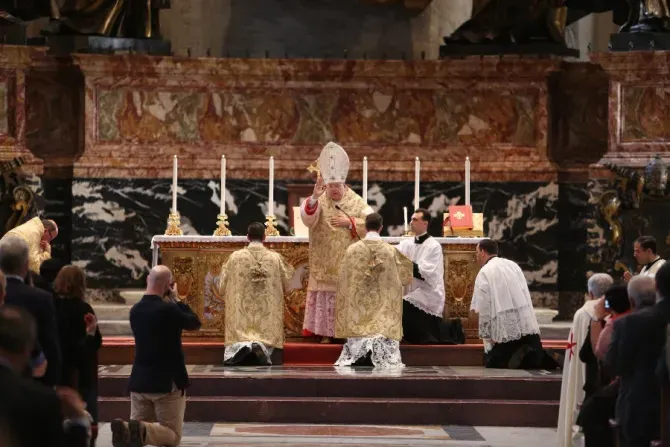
[557, 273, 613, 447]
[300, 142, 373, 343]
[1, 217, 58, 273]
[623, 235, 666, 282]
[0, 235, 61, 385]
[0, 305, 90, 447]
[219, 222, 294, 366]
[112, 265, 201, 447]
[53, 265, 102, 444]
[395, 209, 447, 344]
[335, 213, 413, 368]
[577, 284, 631, 447]
[607, 270, 669, 446]
[470, 239, 557, 369]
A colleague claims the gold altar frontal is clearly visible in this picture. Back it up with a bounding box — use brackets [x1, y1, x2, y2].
[151, 236, 483, 340]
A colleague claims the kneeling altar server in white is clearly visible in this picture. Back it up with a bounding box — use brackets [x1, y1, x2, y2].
[335, 213, 413, 368]
[218, 222, 295, 366]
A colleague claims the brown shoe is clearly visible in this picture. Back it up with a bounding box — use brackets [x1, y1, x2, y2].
[110, 419, 128, 447]
[128, 420, 145, 447]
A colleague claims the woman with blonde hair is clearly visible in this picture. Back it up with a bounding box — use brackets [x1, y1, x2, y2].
[53, 264, 102, 447]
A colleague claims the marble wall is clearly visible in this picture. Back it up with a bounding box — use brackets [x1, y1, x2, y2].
[71, 177, 567, 308]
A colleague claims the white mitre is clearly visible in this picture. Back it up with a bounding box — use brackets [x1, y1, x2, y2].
[317, 142, 349, 184]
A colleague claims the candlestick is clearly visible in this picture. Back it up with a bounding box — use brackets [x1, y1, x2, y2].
[362, 157, 368, 203]
[403, 207, 408, 233]
[172, 155, 178, 214]
[220, 155, 226, 215]
[465, 156, 471, 206]
[265, 215, 279, 237]
[268, 156, 274, 216]
[414, 157, 420, 210]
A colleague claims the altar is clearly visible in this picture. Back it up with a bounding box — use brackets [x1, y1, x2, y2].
[151, 236, 483, 340]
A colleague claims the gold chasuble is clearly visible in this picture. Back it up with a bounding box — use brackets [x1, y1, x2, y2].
[307, 188, 371, 286]
[2, 217, 50, 273]
[335, 238, 413, 340]
[219, 244, 295, 349]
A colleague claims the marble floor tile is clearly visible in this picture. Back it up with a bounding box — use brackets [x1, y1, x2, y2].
[95, 423, 555, 446]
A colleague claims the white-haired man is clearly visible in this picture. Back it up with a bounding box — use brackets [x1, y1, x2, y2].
[300, 142, 373, 343]
[557, 272, 613, 447]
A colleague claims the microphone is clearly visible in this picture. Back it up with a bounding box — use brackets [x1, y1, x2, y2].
[334, 205, 361, 240]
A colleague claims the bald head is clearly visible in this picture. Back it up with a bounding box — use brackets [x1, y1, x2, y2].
[146, 265, 173, 297]
[41, 219, 58, 243]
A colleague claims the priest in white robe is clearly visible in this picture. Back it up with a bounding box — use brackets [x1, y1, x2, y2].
[335, 213, 413, 368]
[471, 238, 558, 369]
[218, 222, 295, 366]
[395, 209, 447, 344]
[557, 273, 613, 447]
[300, 142, 373, 343]
[623, 235, 666, 282]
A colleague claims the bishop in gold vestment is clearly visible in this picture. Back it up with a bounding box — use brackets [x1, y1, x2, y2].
[335, 213, 413, 368]
[300, 142, 373, 341]
[219, 223, 295, 366]
[1, 217, 58, 274]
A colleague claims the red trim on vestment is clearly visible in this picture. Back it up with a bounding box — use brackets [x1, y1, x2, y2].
[304, 199, 318, 216]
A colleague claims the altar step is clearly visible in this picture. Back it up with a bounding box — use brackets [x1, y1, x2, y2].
[99, 338, 567, 367]
[93, 290, 570, 340]
[97, 365, 561, 427]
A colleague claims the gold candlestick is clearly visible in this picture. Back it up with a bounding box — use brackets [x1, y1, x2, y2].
[165, 212, 183, 236]
[265, 215, 279, 237]
[404, 230, 415, 237]
[213, 213, 232, 236]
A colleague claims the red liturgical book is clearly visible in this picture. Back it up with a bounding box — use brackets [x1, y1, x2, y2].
[447, 205, 474, 230]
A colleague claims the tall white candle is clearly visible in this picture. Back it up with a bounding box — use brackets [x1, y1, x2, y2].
[171, 155, 178, 214]
[465, 156, 471, 206]
[403, 206, 408, 233]
[220, 155, 226, 215]
[268, 156, 274, 216]
[362, 157, 368, 203]
[414, 157, 420, 210]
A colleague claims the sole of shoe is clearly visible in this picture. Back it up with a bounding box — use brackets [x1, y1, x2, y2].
[128, 420, 143, 447]
[110, 419, 128, 447]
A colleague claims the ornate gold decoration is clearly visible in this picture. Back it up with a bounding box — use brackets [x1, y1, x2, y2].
[212, 214, 232, 236]
[172, 257, 195, 301]
[6, 185, 34, 232]
[444, 251, 480, 340]
[265, 215, 280, 237]
[599, 190, 622, 246]
[165, 212, 183, 236]
[307, 160, 321, 177]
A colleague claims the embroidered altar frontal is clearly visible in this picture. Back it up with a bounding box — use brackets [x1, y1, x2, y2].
[152, 236, 483, 340]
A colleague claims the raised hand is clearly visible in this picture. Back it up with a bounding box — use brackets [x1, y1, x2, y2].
[312, 175, 326, 200]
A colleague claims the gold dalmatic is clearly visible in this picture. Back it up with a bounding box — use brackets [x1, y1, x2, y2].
[308, 188, 370, 285]
[335, 240, 413, 341]
[219, 245, 295, 349]
[2, 217, 50, 273]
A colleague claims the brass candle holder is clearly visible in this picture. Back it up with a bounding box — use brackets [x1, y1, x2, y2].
[265, 215, 279, 237]
[213, 213, 232, 236]
[165, 212, 183, 236]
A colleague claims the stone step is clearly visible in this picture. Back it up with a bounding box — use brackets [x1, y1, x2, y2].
[119, 289, 143, 305]
[535, 308, 558, 325]
[98, 320, 132, 337]
[99, 373, 561, 401]
[92, 304, 131, 321]
[99, 395, 558, 427]
[540, 322, 571, 340]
